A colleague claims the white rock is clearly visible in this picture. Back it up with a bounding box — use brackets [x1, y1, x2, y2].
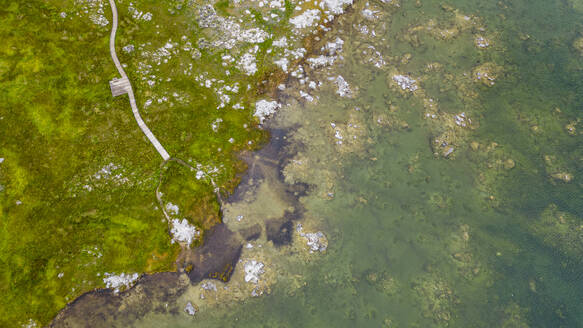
[299, 90, 314, 102]
[238, 28, 270, 43]
[324, 37, 344, 55]
[392, 74, 418, 91]
[244, 260, 265, 284]
[142, 12, 152, 21]
[201, 281, 217, 291]
[239, 53, 257, 75]
[122, 44, 134, 53]
[475, 36, 489, 48]
[290, 9, 321, 28]
[297, 224, 328, 253]
[273, 37, 288, 47]
[285, 48, 307, 59]
[322, 0, 353, 14]
[254, 100, 281, 123]
[170, 219, 200, 247]
[269, 0, 284, 8]
[196, 170, 205, 179]
[362, 8, 378, 20]
[89, 13, 109, 26]
[103, 272, 139, 293]
[303, 232, 327, 252]
[307, 55, 336, 68]
[184, 302, 197, 316]
[335, 75, 351, 97]
[274, 57, 289, 72]
[165, 202, 179, 216]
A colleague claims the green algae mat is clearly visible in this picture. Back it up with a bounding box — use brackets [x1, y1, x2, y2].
[2, 0, 583, 327]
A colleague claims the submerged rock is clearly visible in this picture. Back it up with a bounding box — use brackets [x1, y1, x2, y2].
[412, 274, 459, 325]
[472, 62, 501, 87]
[474, 35, 490, 48]
[392, 74, 418, 92]
[297, 223, 328, 253]
[543, 154, 574, 183]
[335, 75, 352, 97]
[184, 302, 197, 316]
[573, 37, 583, 56]
[365, 271, 399, 295]
[183, 224, 243, 283]
[266, 219, 294, 246]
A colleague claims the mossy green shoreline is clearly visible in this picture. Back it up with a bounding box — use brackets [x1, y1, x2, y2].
[0, 0, 321, 325]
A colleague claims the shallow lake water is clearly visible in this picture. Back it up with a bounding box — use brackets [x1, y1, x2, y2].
[86, 0, 582, 327]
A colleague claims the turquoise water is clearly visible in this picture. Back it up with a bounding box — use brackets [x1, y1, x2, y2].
[111, 0, 583, 327]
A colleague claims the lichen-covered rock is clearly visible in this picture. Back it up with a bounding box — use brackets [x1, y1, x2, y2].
[543, 155, 574, 183]
[184, 302, 198, 316]
[412, 274, 459, 325]
[473, 62, 502, 87]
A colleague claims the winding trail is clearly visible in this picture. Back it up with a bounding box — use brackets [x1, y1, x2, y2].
[107, 0, 170, 161]
[108, 0, 224, 235]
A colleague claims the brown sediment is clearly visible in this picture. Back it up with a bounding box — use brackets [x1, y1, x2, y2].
[266, 216, 294, 246]
[181, 223, 243, 283]
[238, 223, 262, 241]
[50, 272, 189, 328]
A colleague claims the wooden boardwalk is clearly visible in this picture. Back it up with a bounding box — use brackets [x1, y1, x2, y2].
[108, 0, 170, 161]
[109, 77, 130, 96]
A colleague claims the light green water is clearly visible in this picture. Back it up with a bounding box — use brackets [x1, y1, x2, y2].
[131, 0, 583, 327]
[53, 0, 583, 326]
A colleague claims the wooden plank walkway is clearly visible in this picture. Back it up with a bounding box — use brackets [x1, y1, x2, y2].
[108, 0, 170, 161]
[109, 77, 130, 96]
